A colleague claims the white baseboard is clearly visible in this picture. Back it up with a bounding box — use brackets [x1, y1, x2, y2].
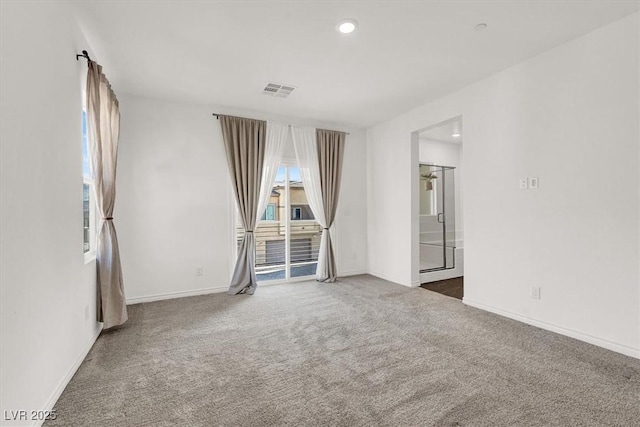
[339, 269, 368, 277]
[126, 272, 369, 305]
[367, 271, 412, 288]
[37, 324, 103, 426]
[463, 298, 640, 359]
[126, 286, 228, 305]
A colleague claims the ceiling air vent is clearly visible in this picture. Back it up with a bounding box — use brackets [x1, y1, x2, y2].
[262, 82, 296, 98]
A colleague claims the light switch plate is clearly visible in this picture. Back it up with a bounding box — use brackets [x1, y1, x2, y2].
[529, 177, 539, 189]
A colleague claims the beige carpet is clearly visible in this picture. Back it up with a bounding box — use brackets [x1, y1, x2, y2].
[47, 275, 640, 426]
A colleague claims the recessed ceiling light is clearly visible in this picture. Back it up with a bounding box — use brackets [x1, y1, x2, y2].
[337, 18, 358, 34]
[452, 133, 461, 138]
[475, 23, 488, 31]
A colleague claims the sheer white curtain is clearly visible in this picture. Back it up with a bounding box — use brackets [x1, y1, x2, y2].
[291, 126, 330, 280]
[256, 122, 288, 220]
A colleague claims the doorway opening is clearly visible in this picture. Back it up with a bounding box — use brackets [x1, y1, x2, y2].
[413, 116, 464, 297]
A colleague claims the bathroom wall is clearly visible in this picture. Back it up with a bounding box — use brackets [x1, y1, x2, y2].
[419, 138, 463, 245]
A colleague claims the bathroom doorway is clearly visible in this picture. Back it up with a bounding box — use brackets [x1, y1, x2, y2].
[414, 116, 464, 295]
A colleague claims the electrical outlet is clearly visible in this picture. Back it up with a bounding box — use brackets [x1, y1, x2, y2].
[196, 267, 203, 276]
[519, 178, 528, 190]
[85, 305, 89, 321]
[529, 177, 539, 189]
[531, 286, 541, 300]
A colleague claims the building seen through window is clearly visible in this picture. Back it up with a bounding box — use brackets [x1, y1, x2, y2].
[236, 166, 320, 282]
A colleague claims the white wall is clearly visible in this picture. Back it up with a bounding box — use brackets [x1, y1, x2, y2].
[1, 2, 102, 425]
[116, 95, 368, 303]
[367, 14, 640, 357]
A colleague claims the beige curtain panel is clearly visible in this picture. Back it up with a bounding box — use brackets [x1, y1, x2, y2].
[86, 61, 128, 329]
[316, 129, 346, 282]
[220, 115, 266, 295]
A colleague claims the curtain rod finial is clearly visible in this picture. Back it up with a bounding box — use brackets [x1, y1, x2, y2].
[76, 50, 91, 63]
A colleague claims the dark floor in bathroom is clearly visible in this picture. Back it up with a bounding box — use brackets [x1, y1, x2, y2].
[420, 277, 463, 300]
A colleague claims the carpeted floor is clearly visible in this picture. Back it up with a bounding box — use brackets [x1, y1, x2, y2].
[47, 275, 640, 426]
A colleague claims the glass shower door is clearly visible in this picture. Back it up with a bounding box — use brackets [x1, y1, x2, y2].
[419, 164, 455, 272]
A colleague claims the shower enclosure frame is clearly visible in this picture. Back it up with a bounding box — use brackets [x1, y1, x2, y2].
[419, 163, 456, 273]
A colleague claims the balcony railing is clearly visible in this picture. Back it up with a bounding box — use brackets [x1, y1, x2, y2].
[236, 220, 322, 280]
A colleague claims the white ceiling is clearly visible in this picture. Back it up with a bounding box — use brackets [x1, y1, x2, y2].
[71, 1, 638, 128]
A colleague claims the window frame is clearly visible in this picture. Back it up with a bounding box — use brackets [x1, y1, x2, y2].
[82, 107, 97, 263]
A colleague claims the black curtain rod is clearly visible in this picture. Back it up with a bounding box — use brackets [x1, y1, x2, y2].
[76, 50, 91, 64]
[212, 113, 350, 135]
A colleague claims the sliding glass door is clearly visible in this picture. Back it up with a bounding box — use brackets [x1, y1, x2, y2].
[236, 165, 321, 282]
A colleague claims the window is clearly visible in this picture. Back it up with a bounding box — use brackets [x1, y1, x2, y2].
[261, 203, 276, 221]
[82, 111, 96, 257]
[291, 205, 314, 221]
[83, 183, 90, 252]
[291, 207, 302, 221]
